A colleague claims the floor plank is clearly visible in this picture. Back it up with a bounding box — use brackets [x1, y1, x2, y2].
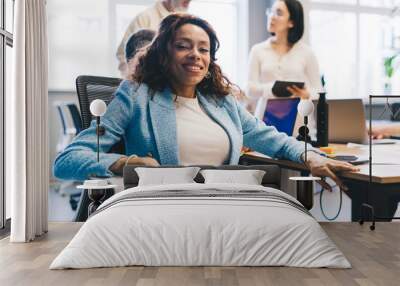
[0, 222, 399, 286]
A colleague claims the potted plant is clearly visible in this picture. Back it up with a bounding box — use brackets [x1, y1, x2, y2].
[384, 53, 399, 93]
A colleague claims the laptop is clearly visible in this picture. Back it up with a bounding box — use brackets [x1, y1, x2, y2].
[328, 99, 368, 144]
[263, 98, 300, 136]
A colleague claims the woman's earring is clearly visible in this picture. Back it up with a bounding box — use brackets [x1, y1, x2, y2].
[205, 71, 211, 79]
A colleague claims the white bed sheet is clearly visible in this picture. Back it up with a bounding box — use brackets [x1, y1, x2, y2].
[50, 183, 350, 269]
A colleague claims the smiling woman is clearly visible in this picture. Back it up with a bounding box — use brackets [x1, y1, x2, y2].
[168, 24, 211, 95]
[133, 13, 233, 98]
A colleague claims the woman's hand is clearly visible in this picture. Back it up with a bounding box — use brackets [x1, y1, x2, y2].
[127, 156, 160, 167]
[304, 152, 360, 191]
[287, 85, 310, 99]
[369, 125, 400, 139]
[109, 156, 160, 175]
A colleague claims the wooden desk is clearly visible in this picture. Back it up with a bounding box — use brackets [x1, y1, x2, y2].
[241, 143, 400, 221]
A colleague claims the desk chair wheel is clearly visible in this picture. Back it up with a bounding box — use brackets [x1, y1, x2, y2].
[370, 225, 375, 231]
[359, 220, 364, 225]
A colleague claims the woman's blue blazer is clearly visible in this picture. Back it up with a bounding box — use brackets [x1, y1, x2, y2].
[53, 80, 306, 180]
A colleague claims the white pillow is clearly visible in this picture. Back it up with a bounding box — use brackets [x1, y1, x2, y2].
[135, 167, 200, 186]
[200, 169, 266, 185]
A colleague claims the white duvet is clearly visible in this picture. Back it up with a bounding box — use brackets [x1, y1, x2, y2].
[50, 183, 350, 269]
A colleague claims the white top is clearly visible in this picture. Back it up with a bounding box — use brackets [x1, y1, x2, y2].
[248, 39, 323, 102]
[247, 39, 323, 137]
[175, 96, 230, 166]
[116, 1, 171, 75]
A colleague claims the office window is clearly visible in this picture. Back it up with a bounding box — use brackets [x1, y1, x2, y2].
[48, 0, 110, 90]
[309, 10, 357, 98]
[1, 0, 14, 230]
[190, 0, 239, 84]
[311, 0, 356, 4]
[5, 0, 13, 32]
[5, 45, 11, 220]
[359, 0, 400, 8]
[308, 0, 400, 98]
[115, 4, 147, 51]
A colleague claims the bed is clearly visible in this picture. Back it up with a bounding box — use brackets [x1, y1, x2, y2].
[50, 165, 350, 269]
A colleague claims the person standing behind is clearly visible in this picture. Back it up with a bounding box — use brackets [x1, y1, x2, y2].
[247, 0, 323, 125]
[124, 29, 156, 80]
[116, 0, 191, 77]
[247, 0, 323, 198]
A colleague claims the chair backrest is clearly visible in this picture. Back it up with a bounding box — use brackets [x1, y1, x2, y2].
[76, 75, 123, 129]
[391, 103, 400, 121]
[54, 102, 82, 135]
[67, 104, 83, 133]
[76, 75, 124, 154]
[54, 102, 83, 153]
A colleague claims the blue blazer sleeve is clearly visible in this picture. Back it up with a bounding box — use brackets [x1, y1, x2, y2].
[235, 99, 307, 163]
[53, 81, 135, 181]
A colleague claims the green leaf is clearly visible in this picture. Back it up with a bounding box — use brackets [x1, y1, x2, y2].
[384, 55, 397, 78]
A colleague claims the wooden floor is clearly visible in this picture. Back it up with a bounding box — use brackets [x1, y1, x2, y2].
[1, 222, 400, 286]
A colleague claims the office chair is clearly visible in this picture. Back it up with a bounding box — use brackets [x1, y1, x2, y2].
[55, 102, 82, 153]
[76, 75, 122, 127]
[74, 75, 124, 221]
[54, 102, 83, 211]
[391, 103, 400, 121]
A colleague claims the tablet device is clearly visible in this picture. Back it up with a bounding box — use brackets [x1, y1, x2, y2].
[272, 81, 305, 97]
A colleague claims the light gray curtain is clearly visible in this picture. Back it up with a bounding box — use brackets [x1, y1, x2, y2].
[8, 0, 49, 242]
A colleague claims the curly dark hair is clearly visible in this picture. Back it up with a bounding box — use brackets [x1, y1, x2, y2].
[125, 29, 156, 61]
[133, 13, 234, 97]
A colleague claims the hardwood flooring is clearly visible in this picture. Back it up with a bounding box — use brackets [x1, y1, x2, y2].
[1, 222, 399, 286]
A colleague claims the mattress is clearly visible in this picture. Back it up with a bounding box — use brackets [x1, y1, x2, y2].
[50, 183, 350, 269]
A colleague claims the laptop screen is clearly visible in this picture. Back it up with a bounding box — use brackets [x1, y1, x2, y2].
[263, 98, 300, 136]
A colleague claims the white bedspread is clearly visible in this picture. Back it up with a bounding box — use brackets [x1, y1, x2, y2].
[50, 183, 350, 269]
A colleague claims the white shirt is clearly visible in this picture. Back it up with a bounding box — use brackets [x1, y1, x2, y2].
[116, 1, 171, 75]
[175, 96, 230, 166]
[247, 39, 323, 137]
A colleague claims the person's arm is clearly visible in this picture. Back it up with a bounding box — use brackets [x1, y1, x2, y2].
[109, 155, 160, 176]
[236, 100, 358, 189]
[53, 81, 136, 181]
[116, 15, 150, 76]
[369, 124, 400, 139]
[302, 151, 359, 191]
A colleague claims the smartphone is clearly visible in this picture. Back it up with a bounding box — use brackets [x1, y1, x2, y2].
[272, 81, 305, 97]
[330, 155, 369, 165]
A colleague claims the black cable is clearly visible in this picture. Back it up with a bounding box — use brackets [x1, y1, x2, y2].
[319, 186, 343, 221]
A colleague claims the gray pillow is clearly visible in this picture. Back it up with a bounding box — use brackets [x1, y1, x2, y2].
[200, 169, 266, 185]
[135, 167, 201, 186]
